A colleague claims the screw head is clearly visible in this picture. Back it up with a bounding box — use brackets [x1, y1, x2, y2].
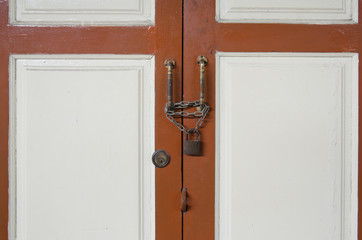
[164, 59, 176, 68]
[196, 55, 208, 66]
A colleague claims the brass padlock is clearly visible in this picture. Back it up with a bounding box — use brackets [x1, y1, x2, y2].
[184, 129, 201, 156]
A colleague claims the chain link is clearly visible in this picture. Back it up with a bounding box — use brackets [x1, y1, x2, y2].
[165, 100, 210, 133]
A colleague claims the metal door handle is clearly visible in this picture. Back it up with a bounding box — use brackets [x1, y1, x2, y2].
[197, 56, 208, 109]
[164, 59, 175, 112]
[164, 56, 210, 143]
[164, 56, 208, 113]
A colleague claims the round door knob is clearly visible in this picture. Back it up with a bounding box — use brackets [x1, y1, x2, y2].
[152, 149, 170, 168]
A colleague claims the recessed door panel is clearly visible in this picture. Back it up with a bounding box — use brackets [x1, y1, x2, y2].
[215, 53, 358, 240]
[216, 0, 358, 24]
[9, 55, 155, 240]
[10, 0, 155, 25]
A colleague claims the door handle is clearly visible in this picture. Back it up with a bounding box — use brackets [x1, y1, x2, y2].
[164, 56, 208, 113]
[164, 56, 210, 156]
[197, 56, 208, 109]
[164, 59, 175, 112]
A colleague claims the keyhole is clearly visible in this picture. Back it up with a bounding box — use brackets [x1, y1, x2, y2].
[158, 158, 165, 165]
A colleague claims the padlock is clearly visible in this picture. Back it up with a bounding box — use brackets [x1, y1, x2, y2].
[184, 129, 201, 156]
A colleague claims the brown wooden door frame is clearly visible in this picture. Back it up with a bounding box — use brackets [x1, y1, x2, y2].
[183, 1, 362, 240]
[0, 1, 183, 239]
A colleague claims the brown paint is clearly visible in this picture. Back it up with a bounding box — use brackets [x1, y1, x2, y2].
[0, 0, 183, 239]
[183, 1, 362, 240]
[183, 2, 216, 240]
[154, 1, 183, 240]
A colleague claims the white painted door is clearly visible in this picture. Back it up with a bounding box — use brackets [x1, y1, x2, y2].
[2, 0, 183, 240]
[2, 1, 360, 240]
[182, 1, 359, 240]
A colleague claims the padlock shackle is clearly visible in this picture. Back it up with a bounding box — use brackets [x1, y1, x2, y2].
[185, 128, 200, 140]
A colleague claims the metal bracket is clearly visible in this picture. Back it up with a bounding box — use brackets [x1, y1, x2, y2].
[181, 188, 187, 212]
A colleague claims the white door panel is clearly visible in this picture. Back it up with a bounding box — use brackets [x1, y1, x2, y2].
[10, 0, 155, 25]
[216, 53, 358, 240]
[9, 55, 155, 240]
[216, 0, 358, 24]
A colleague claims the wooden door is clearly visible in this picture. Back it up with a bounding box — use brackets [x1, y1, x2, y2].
[183, 1, 360, 240]
[1, 1, 361, 240]
[0, 1, 183, 240]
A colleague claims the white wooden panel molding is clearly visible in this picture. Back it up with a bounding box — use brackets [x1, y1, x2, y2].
[9, 55, 155, 240]
[215, 53, 358, 240]
[216, 0, 358, 24]
[10, 0, 155, 25]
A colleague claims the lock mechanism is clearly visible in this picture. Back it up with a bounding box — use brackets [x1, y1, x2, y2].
[184, 129, 201, 156]
[152, 150, 170, 168]
[164, 56, 210, 156]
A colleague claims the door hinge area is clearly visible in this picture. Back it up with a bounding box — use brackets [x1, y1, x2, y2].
[181, 188, 187, 213]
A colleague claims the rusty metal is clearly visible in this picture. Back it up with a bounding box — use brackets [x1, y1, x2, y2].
[181, 188, 187, 212]
[184, 129, 201, 156]
[196, 56, 208, 110]
[164, 59, 176, 111]
[164, 57, 210, 134]
[152, 149, 170, 168]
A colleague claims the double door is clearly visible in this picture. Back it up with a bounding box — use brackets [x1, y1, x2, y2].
[0, 0, 360, 240]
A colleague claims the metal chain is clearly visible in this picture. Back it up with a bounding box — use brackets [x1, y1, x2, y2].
[165, 100, 210, 133]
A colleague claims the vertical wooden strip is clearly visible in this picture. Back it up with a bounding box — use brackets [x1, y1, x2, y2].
[155, 1, 183, 240]
[183, 1, 216, 240]
[0, 2, 10, 239]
